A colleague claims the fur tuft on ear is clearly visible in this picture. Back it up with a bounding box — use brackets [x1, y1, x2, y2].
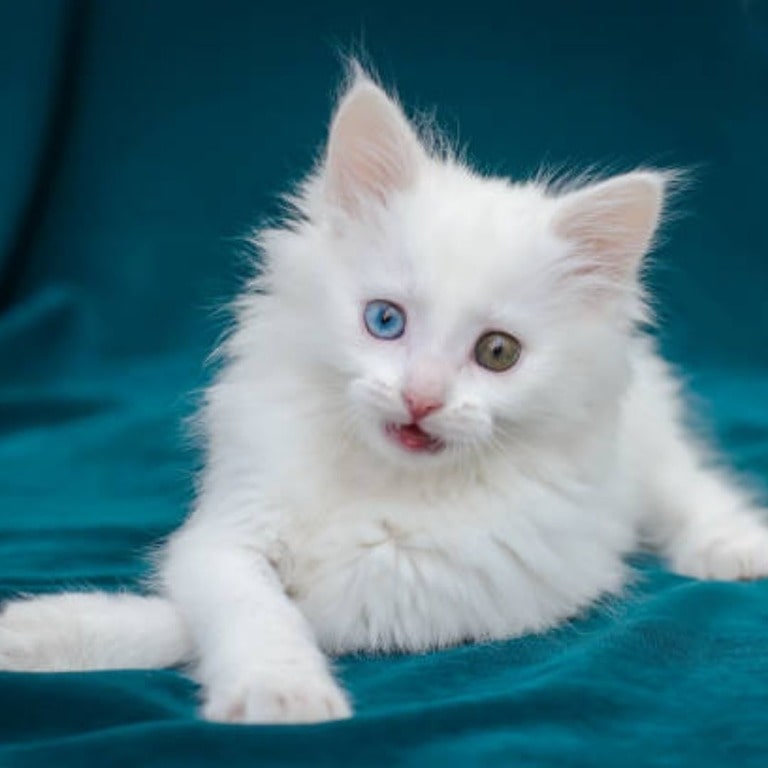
[551, 171, 669, 284]
[324, 71, 426, 214]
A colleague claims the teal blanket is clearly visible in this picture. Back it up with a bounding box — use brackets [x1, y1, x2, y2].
[2, 1, 767, 765]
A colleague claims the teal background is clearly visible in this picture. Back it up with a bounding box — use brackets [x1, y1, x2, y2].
[1, 0, 767, 765]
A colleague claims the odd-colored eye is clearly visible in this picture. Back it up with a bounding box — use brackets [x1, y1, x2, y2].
[474, 331, 521, 372]
[364, 300, 406, 340]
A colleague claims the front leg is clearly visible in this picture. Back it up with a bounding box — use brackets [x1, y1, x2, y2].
[649, 457, 768, 582]
[161, 517, 351, 724]
[636, 392, 768, 580]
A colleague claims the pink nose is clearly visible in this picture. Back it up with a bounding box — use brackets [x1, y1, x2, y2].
[403, 391, 443, 422]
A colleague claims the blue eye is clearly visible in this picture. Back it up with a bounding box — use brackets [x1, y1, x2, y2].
[363, 300, 406, 340]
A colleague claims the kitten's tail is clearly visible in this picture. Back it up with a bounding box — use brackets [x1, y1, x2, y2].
[0, 592, 192, 672]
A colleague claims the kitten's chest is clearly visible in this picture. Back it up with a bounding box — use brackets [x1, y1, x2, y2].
[271, 488, 629, 655]
[278, 510, 507, 653]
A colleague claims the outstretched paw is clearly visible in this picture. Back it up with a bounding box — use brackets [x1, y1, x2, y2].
[203, 665, 352, 725]
[668, 522, 768, 581]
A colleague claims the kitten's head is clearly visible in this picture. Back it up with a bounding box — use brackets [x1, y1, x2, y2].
[264, 71, 669, 471]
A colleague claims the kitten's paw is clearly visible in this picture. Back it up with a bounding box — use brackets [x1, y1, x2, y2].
[668, 522, 768, 581]
[203, 666, 352, 725]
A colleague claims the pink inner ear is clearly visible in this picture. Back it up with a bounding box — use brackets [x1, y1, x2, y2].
[552, 172, 666, 281]
[325, 81, 424, 212]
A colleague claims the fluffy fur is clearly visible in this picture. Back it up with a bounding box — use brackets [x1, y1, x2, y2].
[2, 69, 768, 725]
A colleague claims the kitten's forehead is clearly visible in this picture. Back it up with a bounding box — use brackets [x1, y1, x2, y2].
[376, 167, 558, 311]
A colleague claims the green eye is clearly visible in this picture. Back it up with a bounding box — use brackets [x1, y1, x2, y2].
[474, 331, 522, 372]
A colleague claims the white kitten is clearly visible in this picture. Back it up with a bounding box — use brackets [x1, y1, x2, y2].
[2, 68, 768, 725]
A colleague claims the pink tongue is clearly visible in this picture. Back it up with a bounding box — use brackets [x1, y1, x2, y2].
[398, 423, 433, 450]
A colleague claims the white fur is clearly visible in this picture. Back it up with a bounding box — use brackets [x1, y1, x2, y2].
[2, 70, 767, 725]
[0, 593, 190, 671]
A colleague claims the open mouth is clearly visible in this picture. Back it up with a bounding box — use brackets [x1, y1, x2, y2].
[385, 422, 446, 454]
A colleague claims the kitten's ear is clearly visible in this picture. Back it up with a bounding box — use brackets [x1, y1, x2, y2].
[551, 171, 667, 283]
[324, 74, 426, 213]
